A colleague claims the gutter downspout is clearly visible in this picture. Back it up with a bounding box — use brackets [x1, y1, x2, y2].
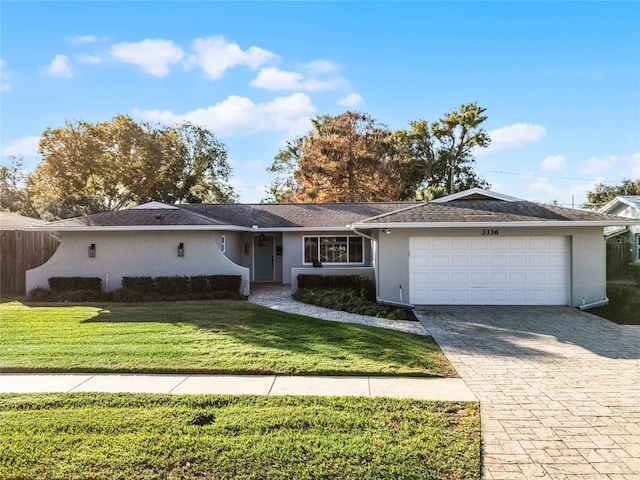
[579, 297, 609, 311]
[351, 227, 414, 308]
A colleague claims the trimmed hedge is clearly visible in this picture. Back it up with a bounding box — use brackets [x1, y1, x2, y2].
[629, 263, 640, 287]
[48, 277, 102, 292]
[297, 274, 376, 301]
[293, 274, 415, 321]
[121, 275, 242, 296]
[29, 275, 244, 302]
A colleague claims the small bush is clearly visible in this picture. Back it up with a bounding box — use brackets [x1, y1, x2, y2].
[628, 263, 640, 287]
[48, 277, 102, 292]
[297, 274, 376, 301]
[28, 287, 57, 302]
[293, 287, 416, 321]
[121, 276, 155, 293]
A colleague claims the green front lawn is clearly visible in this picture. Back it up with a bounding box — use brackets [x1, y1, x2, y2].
[0, 301, 455, 377]
[0, 393, 480, 480]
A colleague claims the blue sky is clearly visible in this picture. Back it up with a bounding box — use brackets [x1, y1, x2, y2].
[1, 1, 639, 206]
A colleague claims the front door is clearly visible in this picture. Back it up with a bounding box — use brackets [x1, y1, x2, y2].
[253, 235, 274, 281]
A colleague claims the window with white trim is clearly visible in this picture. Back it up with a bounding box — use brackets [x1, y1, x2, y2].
[303, 236, 363, 264]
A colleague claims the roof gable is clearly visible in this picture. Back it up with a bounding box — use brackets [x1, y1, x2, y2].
[431, 188, 521, 203]
[598, 196, 640, 216]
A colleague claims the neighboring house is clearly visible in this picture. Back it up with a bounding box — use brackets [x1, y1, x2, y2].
[25, 188, 633, 308]
[0, 212, 60, 295]
[598, 196, 640, 280]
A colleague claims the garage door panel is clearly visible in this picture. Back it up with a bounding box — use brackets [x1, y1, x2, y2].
[409, 236, 569, 305]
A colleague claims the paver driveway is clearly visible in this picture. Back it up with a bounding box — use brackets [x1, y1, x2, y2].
[416, 306, 640, 480]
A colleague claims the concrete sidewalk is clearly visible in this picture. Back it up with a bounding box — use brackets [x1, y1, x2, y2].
[0, 373, 477, 401]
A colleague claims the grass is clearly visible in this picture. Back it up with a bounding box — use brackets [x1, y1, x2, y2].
[0, 300, 455, 377]
[590, 283, 640, 325]
[0, 393, 480, 480]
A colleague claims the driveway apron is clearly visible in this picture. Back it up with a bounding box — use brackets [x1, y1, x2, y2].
[416, 306, 640, 480]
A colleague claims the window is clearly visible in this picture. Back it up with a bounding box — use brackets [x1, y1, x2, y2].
[303, 236, 364, 264]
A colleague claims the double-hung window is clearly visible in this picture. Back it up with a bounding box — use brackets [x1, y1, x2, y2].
[303, 236, 363, 264]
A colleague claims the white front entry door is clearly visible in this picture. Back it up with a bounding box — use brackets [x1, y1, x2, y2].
[409, 236, 570, 305]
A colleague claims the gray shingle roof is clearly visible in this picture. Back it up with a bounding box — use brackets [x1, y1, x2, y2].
[42, 208, 226, 228]
[358, 199, 629, 224]
[0, 212, 45, 230]
[181, 203, 417, 228]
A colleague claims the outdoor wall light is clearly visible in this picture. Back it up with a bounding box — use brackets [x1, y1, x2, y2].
[178, 242, 185, 257]
[88, 243, 96, 257]
[382, 228, 391, 235]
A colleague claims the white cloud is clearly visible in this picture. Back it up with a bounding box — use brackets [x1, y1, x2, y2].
[337, 93, 363, 107]
[68, 35, 100, 45]
[250, 67, 344, 91]
[186, 36, 278, 79]
[134, 92, 316, 137]
[630, 152, 640, 178]
[578, 152, 640, 178]
[1, 59, 12, 91]
[76, 54, 102, 65]
[46, 54, 73, 78]
[1, 136, 40, 156]
[479, 123, 546, 154]
[578, 155, 618, 175]
[111, 39, 184, 76]
[540, 154, 566, 171]
[529, 177, 561, 196]
[301, 60, 339, 75]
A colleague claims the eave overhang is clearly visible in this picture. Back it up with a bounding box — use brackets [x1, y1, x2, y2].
[351, 219, 639, 229]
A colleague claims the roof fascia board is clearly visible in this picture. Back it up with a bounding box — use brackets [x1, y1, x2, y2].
[351, 220, 638, 229]
[24, 225, 253, 232]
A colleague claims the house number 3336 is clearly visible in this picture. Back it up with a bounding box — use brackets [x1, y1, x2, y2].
[482, 229, 499, 236]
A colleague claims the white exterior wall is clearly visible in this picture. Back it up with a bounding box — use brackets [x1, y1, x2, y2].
[281, 231, 374, 284]
[376, 226, 607, 307]
[26, 230, 250, 295]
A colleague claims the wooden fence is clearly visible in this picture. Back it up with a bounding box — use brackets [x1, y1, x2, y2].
[0, 230, 60, 296]
[606, 236, 633, 280]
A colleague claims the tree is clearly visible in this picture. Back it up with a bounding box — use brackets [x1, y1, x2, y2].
[0, 157, 39, 218]
[266, 111, 419, 203]
[393, 102, 491, 195]
[584, 178, 640, 210]
[30, 115, 236, 219]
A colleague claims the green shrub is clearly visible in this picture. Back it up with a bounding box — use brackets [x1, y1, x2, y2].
[628, 263, 640, 287]
[48, 277, 102, 292]
[590, 283, 640, 325]
[297, 274, 376, 301]
[293, 287, 416, 321]
[120, 275, 242, 297]
[28, 287, 57, 302]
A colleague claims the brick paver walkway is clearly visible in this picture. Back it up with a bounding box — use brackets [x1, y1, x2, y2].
[249, 283, 427, 336]
[416, 306, 640, 480]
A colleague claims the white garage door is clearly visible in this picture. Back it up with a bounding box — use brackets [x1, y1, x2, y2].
[409, 236, 570, 305]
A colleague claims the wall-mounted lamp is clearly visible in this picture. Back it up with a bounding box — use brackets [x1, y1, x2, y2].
[382, 228, 391, 235]
[88, 243, 96, 257]
[178, 242, 185, 257]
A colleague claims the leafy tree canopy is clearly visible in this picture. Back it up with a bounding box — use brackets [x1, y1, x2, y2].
[584, 178, 640, 210]
[266, 103, 491, 203]
[2, 115, 236, 220]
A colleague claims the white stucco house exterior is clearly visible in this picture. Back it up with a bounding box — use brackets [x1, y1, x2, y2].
[26, 188, 634, 308]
